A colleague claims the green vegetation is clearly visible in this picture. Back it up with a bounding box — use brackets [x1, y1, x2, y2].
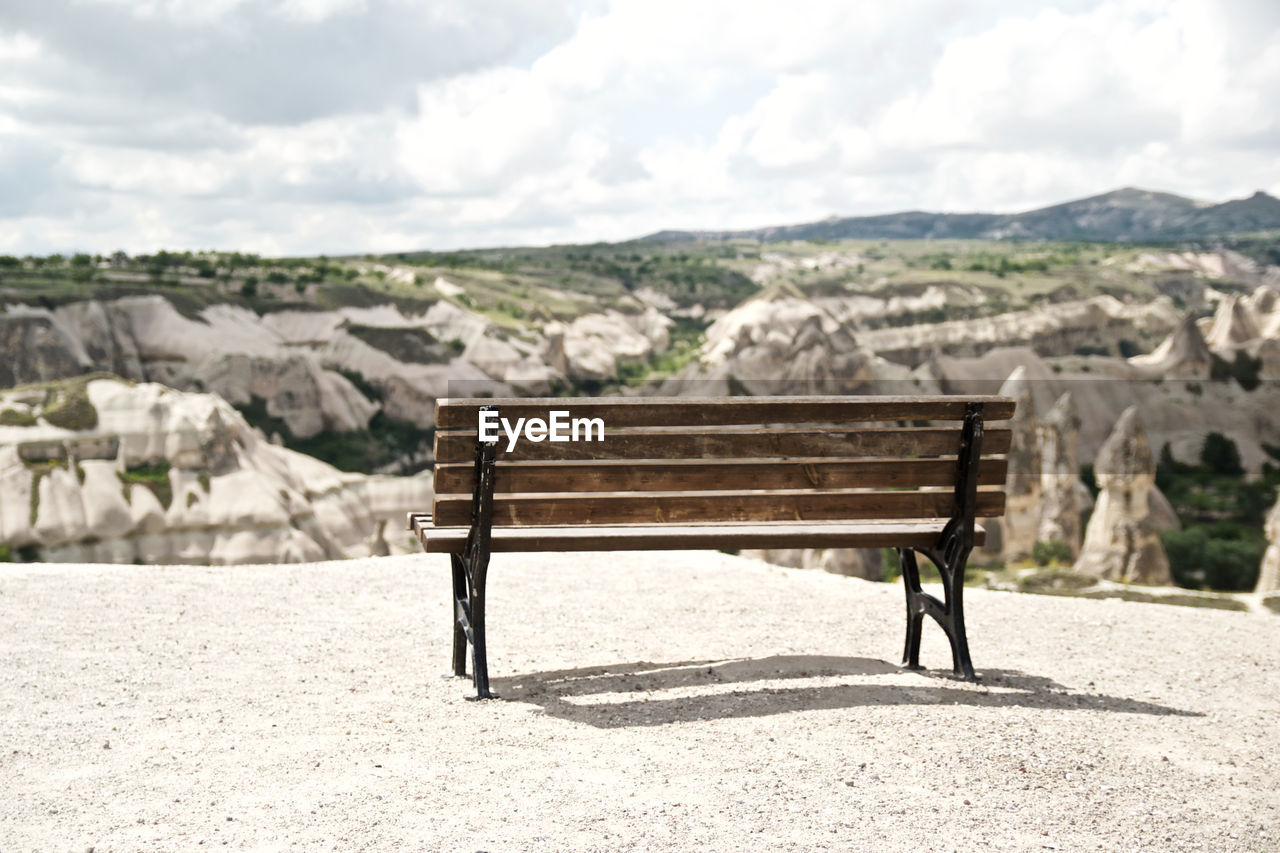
[0, 543, 40, 562]
[289, 414, 427, 473]
[0, 408, 36, 426]
[1031, 540, 1074, 567]
[1210, 350, 1263, 391]
[41, 383, 99, 431]
[1222, 234, 1280, 268]
[611, 317, 709, 389]
[1197, 432, 1244, 476]
[3, 238, 1277, 492]
[0, 250, 443, 322]
[0, 235, 1234, 360]
[1075, 588, 1249, 611]
[879, 547, 941, 584]
[118, 461, 173, 510]
[880, 548, 903, 582]
[238, 396, 429, 474]
[1156, 434, 1278, 591]
[1018, 567, 1096, 593]
[335, 369, 383, 403]
[24, 457, 72, 525]
[29, 471, 42, 525]
[1162, 526, 1265, 592]
[397, 243, 758, 310]
[974, 564, 1252, 611]
[5, 373, 124, 430]
[344, 324, 454, 364]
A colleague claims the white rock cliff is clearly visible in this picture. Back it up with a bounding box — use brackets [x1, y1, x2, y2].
[0, 378, 429, 564]
[1076, 407, 1173, 585]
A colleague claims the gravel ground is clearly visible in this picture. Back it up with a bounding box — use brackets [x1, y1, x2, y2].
[2, 552, 1279, 852]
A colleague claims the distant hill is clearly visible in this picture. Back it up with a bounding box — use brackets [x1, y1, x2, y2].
[641, 188, 1280, 243]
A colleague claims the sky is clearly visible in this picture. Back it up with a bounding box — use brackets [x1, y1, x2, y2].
[1, 0, 1278, 257]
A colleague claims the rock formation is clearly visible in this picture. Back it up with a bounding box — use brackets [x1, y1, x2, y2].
[1247, 285, 1280, 339]
[1206, 295, 1262, 350]
[191, 353, 377, 438]
[742, 548, 883, 581]
[1146, 487, 1181, 533]
[926, 342, 1280, 476]
[1256, 496, 1280, 594]
[370, 519, 391, 557]
[547, 309, 672, 381]
[979, 367, 1040, 562]
[0, 377, 430, 564]
[1242, 285, 1280, 381]
[1036, 392, 1082, 557]
[813, 548, 883, 580]
[1076, 407, 1173, 585]
[856, 295, 1178, 366]
[0, 296, 527, 432]
[0, 310, 88, 388]
[675, 290, 912, 395]
[1129, 312, 1214, 376]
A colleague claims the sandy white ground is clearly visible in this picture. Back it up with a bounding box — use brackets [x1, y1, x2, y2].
[2, 552, 1278, 851]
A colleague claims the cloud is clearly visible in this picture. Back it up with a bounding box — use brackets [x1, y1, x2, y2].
[0, 0, 1277, 254]
[0, 135, 67, 216]
[0, 0, 583, 125]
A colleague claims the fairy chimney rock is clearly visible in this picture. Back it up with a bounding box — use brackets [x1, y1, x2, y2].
[1130, 311, 1214, 376]
[980, 367, 1040, 561]
[1077, 406, 1173, 585]
[1206, 295, 1262, 350]
[1255, 496, 1280, 594]
[1036, 391, 1082, 557]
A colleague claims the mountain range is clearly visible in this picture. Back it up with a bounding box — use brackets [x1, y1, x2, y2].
[642, 188, 1280, 244]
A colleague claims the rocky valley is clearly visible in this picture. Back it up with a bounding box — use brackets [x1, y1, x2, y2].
[3, 188, 1280, 592]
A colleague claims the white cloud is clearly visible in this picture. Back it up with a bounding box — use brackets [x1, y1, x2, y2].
[0, 0, 1277, 254]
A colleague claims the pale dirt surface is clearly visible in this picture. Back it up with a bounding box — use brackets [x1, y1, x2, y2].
[2, 552, 1279, 852]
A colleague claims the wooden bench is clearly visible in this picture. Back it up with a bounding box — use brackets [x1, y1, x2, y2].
[408, 395, 1014, 699]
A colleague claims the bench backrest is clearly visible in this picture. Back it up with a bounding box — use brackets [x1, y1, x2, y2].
[431, 396, 1013, 528]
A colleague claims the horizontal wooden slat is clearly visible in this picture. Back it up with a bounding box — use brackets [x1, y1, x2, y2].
[433, 457, 1008, 494]
[432, 489, 1006, 526]
[435, 395, 1015, 429]
[407, 515, 987, 553]
[434, 426, 1011, 463]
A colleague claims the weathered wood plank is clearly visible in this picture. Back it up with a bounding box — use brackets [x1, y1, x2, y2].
[411, 518, 988, 552]
[434, 395, 1016, 429]
[433, 426, 1012, 463]
[432, 489, 1006, 526]
[432, 457, 1008, 494]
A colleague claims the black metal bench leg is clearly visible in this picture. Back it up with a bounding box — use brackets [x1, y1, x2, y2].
[453, 406, 500, 701]
[447, 548, 498, 700]
[449, 554, 468, 678]
[898, 548, 925, 671]
[466, 555, 496, 700]
[898, 398, 981, 682]
[944, 569, 975, 681]
[900, 547, 977, 681]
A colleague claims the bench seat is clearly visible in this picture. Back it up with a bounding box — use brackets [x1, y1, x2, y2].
[410, 514, 986, 553]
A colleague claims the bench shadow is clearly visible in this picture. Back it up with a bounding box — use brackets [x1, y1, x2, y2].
[490, 655, 1202, 728]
